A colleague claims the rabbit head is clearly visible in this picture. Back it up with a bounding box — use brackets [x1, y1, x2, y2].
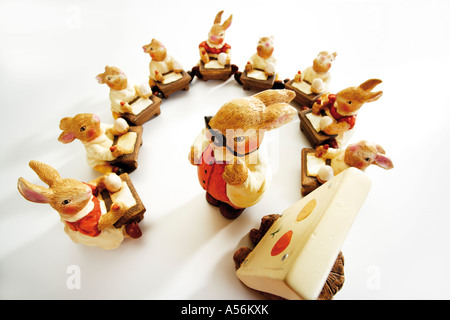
[18, 161, 93, 217]
[207, 89, 296, 158]
[207, 10, 232, 46]
[256, 36, 274, 59]
[312, 51, 337, 73]
[344, 141, 394, 170]
[142, 39, 167, 61]
[58, 113, 102, 144]
[335, 79, 383, 115]
[96, 66, 127, 91]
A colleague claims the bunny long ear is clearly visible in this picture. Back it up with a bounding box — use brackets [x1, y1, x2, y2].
[373, 154, 394, 170]
[29, 161, 61, 187]
[359, 79, 382, 91]
[260, 103, 297, 131]
[253, 89, 295, 107]
[96, 73, 105, 84]
[58, 117, 76, 144]
[222, 14, 232, 30]
[17, 177, 52, 204]
[58, 131, 75, 144]
[214, 10, 224, 24]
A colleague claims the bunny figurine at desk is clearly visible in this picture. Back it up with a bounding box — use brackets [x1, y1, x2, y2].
[142, 39, 191, 98]
[235, 36, 284, 91]
[58, 113, 143, 174]
[301, 141, 394, 196]
[189, 89, 296, 219]
[285, 51, 337, 108]
[191, 10, 238, 81]
[96, 65, 162, 126]
[17, 161, 146, 249]
[299, 79, 383, 148]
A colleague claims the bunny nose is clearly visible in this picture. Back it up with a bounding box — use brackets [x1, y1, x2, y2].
[210, 35, 217, 41]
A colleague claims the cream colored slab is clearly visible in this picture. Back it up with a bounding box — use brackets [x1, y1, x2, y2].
[306, 153, 326, 176]
[247, 69, 268, 81]
[110, 181, 136, 209]
[236, 168, 371, 300]
[117, 132, 137, 154]
[305, 112, 322, 132]
[204, 60, 225, 69]
[131, 97, 153, 115]
[162, 72, 183, 84]
[292, 80, 312, 94]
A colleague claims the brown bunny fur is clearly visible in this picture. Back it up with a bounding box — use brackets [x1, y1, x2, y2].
[210, 89, 296, 133]
[314, 140, 394, 183]
[190, 89, 296, 219]
[312, 79, 383, 136]
[199, 10, 233, 64]
[96, 66, 127, 91]
[17, 161, 127, 231]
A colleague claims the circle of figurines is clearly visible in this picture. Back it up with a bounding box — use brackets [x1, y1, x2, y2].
[17, 10, 394, 300]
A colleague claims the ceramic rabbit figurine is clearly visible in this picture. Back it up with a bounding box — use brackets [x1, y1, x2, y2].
[96, 65, 152, 120]
[294, 51, 337, 94]
[17, 161, 143, 249]
[313, 141, 394, 183]
[311, 79, 383, 148]
[189, 89, 296, 219]
[58, 113, 137, 174]
[199, 10, 233, 67]
[142, 39, 184, 87]
[245, 36, 276, 78]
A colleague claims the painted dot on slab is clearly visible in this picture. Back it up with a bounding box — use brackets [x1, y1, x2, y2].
[296, 198, 316, 222]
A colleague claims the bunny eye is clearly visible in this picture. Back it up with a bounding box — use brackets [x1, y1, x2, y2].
[80, 126, 86, 132]
[62, 199, 71, 205]
[364, 157, 371, 162]
[234, 136, 245, 143]
[347, 101, 352, 104]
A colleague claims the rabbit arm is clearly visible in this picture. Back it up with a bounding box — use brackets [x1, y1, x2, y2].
[225, 159, 270, 208]
[322, 121, 351, 135]
[149, 62, 165, 82]
[315, 145, 341, 160]
[168, 56, 183, 73]
[85, 142, 116, 163]
[97, 202, 126, 230]
[109, 89, 134, 113]
[134, 83, 152, 98]
[223, 161, 248, 186]
[199, 43, 210, 63]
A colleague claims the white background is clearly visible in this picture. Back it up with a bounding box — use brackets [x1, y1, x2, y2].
[1, 0, 449, 300]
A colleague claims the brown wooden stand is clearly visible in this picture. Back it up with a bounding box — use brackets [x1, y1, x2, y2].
[99, 172, 146, 228]
[285, 79, 322, 108]
[155, 71, 191, 98]
[198, 60, 235, 81]
[298, 109, 337, 148]
[240, 70, 275, 91]
[121, 95, 162, 126]
[110, 125, 143, 173]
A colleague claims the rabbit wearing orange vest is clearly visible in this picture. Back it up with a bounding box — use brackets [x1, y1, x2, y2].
[199, 10, 233, 66]
[189, 89, 296, 219]
[311, 79, 383, 148]
[17, 161, 142, 249]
